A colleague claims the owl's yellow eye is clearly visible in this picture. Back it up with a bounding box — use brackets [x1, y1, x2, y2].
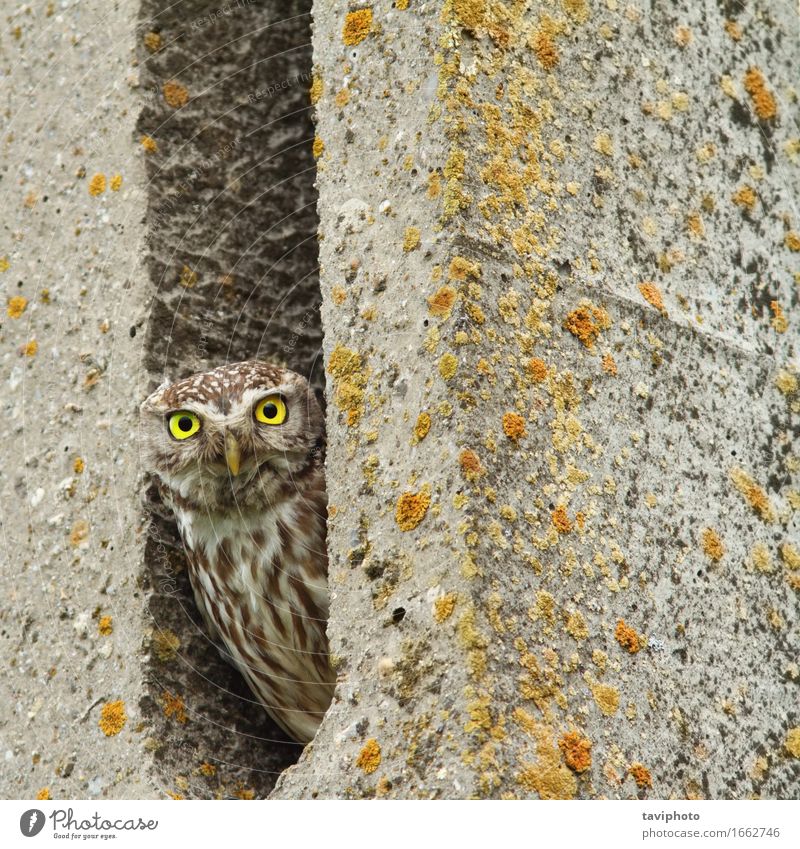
[255, 395, 287, 425]
[168, 411, 201, 440]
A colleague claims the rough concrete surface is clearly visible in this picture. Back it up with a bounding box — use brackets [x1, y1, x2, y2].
[1, 0, 798, 802]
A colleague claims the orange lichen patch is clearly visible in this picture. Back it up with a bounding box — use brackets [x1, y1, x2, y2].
[601, 353, 618, 376]
[163, 80, 189, 108]
[527, 357, 548, 382]
[674, 26, 692, 47]
[327, 344, 366, 426]
[309, 74, 323, 106]
[312, 136, 324, 158]
[334, 87, 350, 108]
[178, 265, 197, 288]
[73, 457, 85, 474]
[743, 67, 777, 120]
[559, 731, 592, 773]
[21, 340, 37, 357]
[167, 792, 185, 800]
[88, 173, 106, 196]
[36, 787, 51, 800]
[428, 285, 457, 318]
[785, 232, 800, 252]
[732, 185, 757, 211]
[551, 506, 572, 534]
[614, 620, 641, 654]
[355, 738, 381, 773]
[730, 467, 776, 522]
[770, 301, 788, 333]
[413, 412, 431, 442]
[591, 682, 620, 715]
[448, 255, 480, 281]
[701, 528, 724, 562]
[143, 31, 161, 52]
[161, 691, 188, 724]
[459, 448, 484, 481]
[438, 353, 458, 381]
[69, 519, 89, 547]
[99, 700, 127, 736]
[403, 226, 421, 251]
[638, 281, 667, 316]
[395, 486, 431, 531]
[110, 174, 122, 192]
[198, 762, 216, 777]
[531, 21, 559, 70]
[785, 728, 800, 758]
[98, 616, 113, 636]
[427, 172, 441, 199]
[434, 592, 457, 623]
[140, 135, 158, 153]
[629, 762, 652, 789]
[153, 629, 181, 662]
[563, 303, 610, 349]
[342, 8, 373, 45]
[502, 412, 526, 441]
[724, 20, 742, 41]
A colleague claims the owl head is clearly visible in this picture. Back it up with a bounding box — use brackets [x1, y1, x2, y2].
[139, 360, 324, 510]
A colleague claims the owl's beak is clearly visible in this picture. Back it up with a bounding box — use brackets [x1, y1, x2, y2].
[224, 432, 241, 477]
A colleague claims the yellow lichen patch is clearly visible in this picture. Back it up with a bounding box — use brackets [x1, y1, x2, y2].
[163, 80, 189, 108]
[198, 762, 216, 777]
[309, 74, 323, 105]
[312, 136, 324, 158]
[438, 352, 458, 380]
[775, 369, 798, 397]
[452, 0, 486, 32]
[565, 611, 588, 641]
[629, 762, 652, 789]
[614, 620, 641, 654]
[178, 265, 197, 288]
[750, 543, 773, 574]
[591, 682, 620, 715]
[428, 285, 457, 318]
[143, 31, 161, 52]
[785, 727, 800, 758]
[98, 616, 113, 636]
[140, 135, 158, 153]
[562, 0, 588, 22]
[0, 256, 9, 272]
[69, 519, 89, 547]
[459, 448, 484, 480]
[724, 19, 742, 41]
[551, 506, 571, 534]
[434, 592, 457, 623]
[395, 486, 431, 531]
[515, 716, 577, 799]
[687, 212, 704, 238]
[403, 226, 421, 251]
[602, 353, 618, 376]
[99, 700, 127, 736]
[110, 174, 122, 192]
[770, 301, 788, 334]
[21, 340, 37, 357]
[502, 412, 526, 441]
[327, 344, 366, 426]
[781, 543, 800, 571]
[73, 457, 85, 474]
[161, 691, 188, 724]
[563, 303, 610, 349]
[88, 173, 106, 196]
[356, 738, 381, 773]
[559, 730, 592, 773]
[730, 467, 776, 522]
[732, 185, 757, 211]
[743, 67, 777, 120]
[413, 412, 431, 442]
[785, 232, 800, 252]
[638, 281, 667, 316]
[701, 528, 724, 562]
[448, 255, 480, 281]
[593, 132, 613, 156]
[153, 629, 181, 662]
[527, 357, 548, 382]
[674, 26, 692, 47]
[342, 8, 373, 45]
[36, 787, 51, 800]
[531, 18, 560, 70]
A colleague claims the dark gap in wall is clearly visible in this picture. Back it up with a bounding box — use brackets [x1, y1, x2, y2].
[136, 0, 319, 798]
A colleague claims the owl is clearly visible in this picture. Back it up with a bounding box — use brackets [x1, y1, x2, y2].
[139, 360, 335, 744]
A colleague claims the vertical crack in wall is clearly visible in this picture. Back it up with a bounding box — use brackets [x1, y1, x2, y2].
[136, 0, 320, 798]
